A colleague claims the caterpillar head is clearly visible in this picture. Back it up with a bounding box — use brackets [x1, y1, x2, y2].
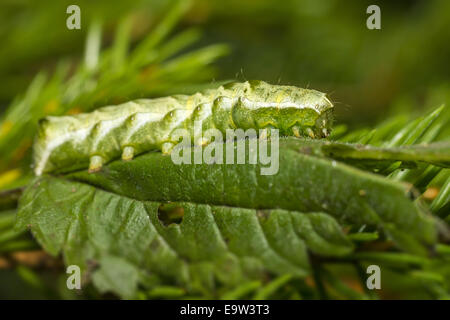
[229, 80, 334, 138]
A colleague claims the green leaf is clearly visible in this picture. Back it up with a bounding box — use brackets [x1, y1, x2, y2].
[145, 286, 186, 299]
[253, 274, 293, 300]
[384, 105, 445, 148]
[220, 281, 261, 299]
[16, 175, 353, 298]
[14, 137, 443, 298]
[326, 142, 449, 168]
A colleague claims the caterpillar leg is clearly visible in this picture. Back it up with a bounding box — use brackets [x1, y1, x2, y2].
[122, 146, 135, 161]
[88, 155, 104, 173]
[161, 142, 175, 154]
[306, 128, 315, 139]
[291, 125, 301, 138]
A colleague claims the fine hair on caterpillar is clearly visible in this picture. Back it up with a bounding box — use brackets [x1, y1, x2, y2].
[33, 80, 333, 175]
[171, 122, 280, 175]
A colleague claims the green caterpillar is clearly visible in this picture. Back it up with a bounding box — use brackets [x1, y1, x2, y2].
[33, 80, 333, 175]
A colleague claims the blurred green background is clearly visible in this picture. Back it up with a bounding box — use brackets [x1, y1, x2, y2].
[0, 0, 449, 299]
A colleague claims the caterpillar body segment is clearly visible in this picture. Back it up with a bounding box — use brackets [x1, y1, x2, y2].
[33, 80, 333, 175]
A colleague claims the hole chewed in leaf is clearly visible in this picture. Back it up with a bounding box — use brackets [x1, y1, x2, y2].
[157, 203, 185, 227]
